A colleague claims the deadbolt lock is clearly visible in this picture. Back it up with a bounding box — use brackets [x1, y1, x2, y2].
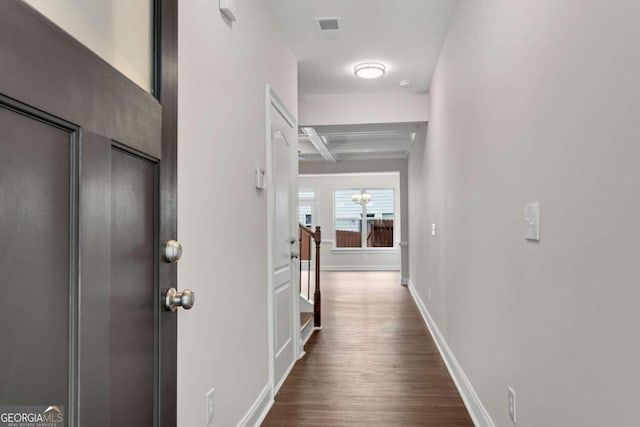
[163, 240, 182, 263]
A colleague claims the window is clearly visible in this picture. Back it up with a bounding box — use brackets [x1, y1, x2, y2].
[364, 189, 395, 248]
[299, 204, 312, 227]
[298, 190, 315, 227]
[335, 189, 362, 247]
[334, 188, 395, 249]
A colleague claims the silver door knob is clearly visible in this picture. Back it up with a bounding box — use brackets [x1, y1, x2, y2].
[164, 288, 195, 311]
[163, 240, 182, 263]
[291, 252, 299, 259]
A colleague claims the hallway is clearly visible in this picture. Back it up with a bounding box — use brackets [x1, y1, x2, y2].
[263, 271, 473, 426]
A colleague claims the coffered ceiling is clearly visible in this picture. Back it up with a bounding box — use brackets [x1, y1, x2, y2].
[298, 123, 422, 161]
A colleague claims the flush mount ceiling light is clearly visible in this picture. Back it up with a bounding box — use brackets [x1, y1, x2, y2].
[354, 62, 386, 79]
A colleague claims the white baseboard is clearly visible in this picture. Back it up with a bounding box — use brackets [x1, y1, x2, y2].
[274, 357, 296, 394]
[301, 318, 314, 345]
[321, 265, 401, 271]
[407, 280, 495, 427]
[236, 383, 273, 427]
[400, 277, 409, 286]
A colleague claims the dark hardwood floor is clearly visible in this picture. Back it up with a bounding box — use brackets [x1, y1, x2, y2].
[262, 271, 474, 426]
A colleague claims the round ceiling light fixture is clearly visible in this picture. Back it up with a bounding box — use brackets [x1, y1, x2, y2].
[354, 62, 386, 79]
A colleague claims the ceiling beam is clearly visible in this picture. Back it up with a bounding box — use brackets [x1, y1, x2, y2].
[300, 127, 336, 162]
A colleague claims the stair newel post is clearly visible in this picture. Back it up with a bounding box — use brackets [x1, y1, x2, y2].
[314, 226, 322, 328]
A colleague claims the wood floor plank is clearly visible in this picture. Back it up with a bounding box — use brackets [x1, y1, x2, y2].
[262, 271, 473, 426]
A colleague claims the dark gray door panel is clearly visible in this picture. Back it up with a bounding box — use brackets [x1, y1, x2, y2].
[0, 104, 73, 409]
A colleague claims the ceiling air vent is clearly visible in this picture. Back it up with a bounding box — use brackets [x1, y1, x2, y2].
[315, 17, 341, 40]
[317, 18, 340, 31]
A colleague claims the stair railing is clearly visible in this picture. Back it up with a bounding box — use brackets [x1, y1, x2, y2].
[299, 224, 322, 328]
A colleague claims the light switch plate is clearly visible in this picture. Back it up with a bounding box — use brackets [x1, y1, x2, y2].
[524, 202, 540, 241]
[508, 386, 517, 423]
[206, 388, 215, 424]
[255, 168, 266, 190]
[219, 0, 238, 22]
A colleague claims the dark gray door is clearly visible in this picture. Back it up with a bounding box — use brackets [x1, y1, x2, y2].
[0, 1, 178, 426]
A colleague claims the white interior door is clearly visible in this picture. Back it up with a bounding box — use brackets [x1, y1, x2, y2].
[267, 88, 298, 392]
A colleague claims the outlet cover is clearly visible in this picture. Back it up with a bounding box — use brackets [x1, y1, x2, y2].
[508, 387, 517, 424]
[206, 388, 215, 424]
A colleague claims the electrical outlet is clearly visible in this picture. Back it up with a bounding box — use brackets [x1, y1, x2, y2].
[508, 387, 517, 424]
[206, 388, 215, 424]
[431, 223, 436, 237]
[428, 288, 431, 302]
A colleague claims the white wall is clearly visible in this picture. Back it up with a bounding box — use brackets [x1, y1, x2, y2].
[299, 92, 429, 126]
[178, 1, 297, 426]
[24, 0, 153, 91]
[299, 172, 401, 271]
[409, 1, 640, 426]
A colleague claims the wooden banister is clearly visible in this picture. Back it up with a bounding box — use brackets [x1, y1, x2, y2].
[313, 225, 321, 328]
[298, 225, 315, 238]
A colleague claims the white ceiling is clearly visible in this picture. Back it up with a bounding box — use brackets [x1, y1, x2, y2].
[266, 0, 457, 96]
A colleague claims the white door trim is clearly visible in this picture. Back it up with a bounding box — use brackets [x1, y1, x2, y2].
[265, 84, 299, 398]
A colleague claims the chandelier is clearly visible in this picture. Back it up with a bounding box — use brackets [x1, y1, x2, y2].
[351, 193, 371, 205]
